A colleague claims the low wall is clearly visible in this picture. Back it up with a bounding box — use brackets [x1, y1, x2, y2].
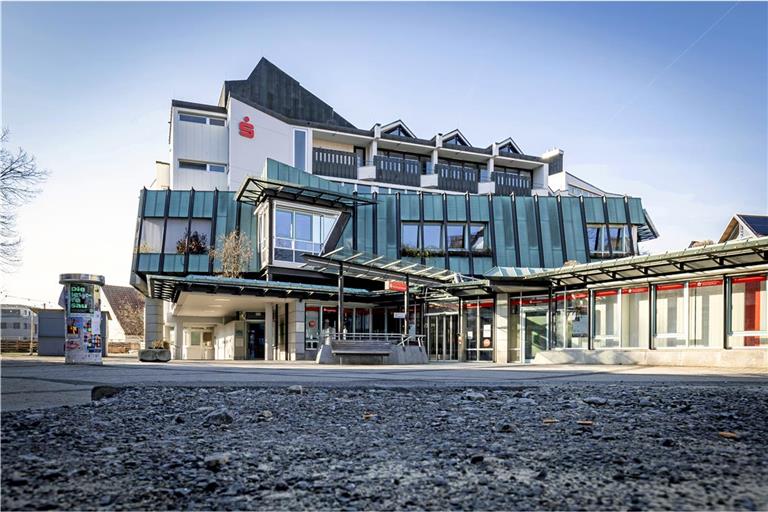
[532, 349, 768, 369]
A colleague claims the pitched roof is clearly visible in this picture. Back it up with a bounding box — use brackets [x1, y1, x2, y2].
[718, 214, 768, 243]
[379, 120, 417, 138]
[220, 57, 355, 129]
[101, 285, 145, 336]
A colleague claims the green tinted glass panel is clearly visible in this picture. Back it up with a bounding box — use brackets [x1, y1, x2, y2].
[163, 254, 184, 272]
[515, 197, 541, 267]
[400, 194, 420, 221]
[627, 197, 644, 224]
[423, 194, 443, 221]
[137, 254, 160, 272]
[469, 196, 490, 222]
[446, 195, 467, 221]
[474, 257, 492, 276]
[538, 197, 564, 268]
[188, 254, 209, 273]
[356, 204, 374, 254]
[192, 191, 214, 218]
[143, 190, 167, 217]
[606, 197, 627, 224]
[560, 197, 588, 263]
[425, 256, 447, 269]
[238, 203, 259, 271]
[376, 195, 398, 259]
[449, 257, 470, 274]
[492, 196, 517, 267]
[583, 197, 605, 223]
[168, 191, 190, 218]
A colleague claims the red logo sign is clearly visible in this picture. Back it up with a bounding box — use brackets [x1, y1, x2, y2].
[386, 280, 408, 292]
[239, 116, 254, 139]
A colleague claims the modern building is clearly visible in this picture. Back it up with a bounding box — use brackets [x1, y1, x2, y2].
[130, 58, 767, 367]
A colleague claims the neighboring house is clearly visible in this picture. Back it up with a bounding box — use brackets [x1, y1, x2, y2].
[719, 214, 768, 243]
[0, 304, 38, 352]
[101, 285, 145, 353]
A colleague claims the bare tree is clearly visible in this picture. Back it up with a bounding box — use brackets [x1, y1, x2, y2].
[1, 128, 49, 271]
[210, 232, 253, 278]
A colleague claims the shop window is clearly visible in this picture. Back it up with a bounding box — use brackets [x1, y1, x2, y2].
[689, 280, 723, 347]
[729, 274, 767, 348]
[593, 289, 620, 348]
[621, 287, 649, 348]
[553, 292, 589, 349]
[463, 299, 494, 361]
[305, 306, 321, 350]
[654, 283, 686, 347]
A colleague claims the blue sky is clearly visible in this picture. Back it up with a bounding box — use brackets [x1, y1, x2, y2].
[1, 1, 766, 305]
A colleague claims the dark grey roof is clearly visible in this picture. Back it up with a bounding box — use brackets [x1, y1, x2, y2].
[222, 58, 355, 129]
[738, 214, 768, 237]
[171, 100, 227, 114]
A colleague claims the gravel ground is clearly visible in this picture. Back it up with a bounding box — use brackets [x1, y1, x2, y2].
[2, 383, 767, 511]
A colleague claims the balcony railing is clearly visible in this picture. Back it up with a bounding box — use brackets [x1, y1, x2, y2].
[374, 155, 421, 187]
[429, 163, 479, 194]
[493, 171, 531, 196]
[312, 147, 358, 179]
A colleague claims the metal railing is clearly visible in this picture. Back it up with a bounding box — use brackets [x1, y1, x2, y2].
[430, 163, 479, 193]
[493, 171, 531, 196]
[312, 147, 358, 179]
[326, 332, 424, 348]
[374, 155, 422, 187]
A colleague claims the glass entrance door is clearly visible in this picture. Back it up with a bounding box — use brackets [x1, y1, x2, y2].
[426, 315, 459, 361]
[247, 321, 265, 360]
[522, 307, 549, 361]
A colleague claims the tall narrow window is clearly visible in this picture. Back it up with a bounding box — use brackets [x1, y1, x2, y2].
[729, 274, 767, 347]
[654, 283, 686, 347]
[422, 224, 443, 251]
[688, 280, 723, 347]
[401, 223, 419, 251]
[469, 224, 486, 251]
[621, 287, 649, 348]
[294, 130, 307, 171]
[593, 289, 620, 348]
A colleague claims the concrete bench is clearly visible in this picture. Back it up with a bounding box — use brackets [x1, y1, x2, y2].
[330, 341, 392, 356]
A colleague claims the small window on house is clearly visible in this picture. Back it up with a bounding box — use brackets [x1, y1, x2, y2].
[179, 114, 207, 124]
[294, 130, 307, 171]
[208, 164, 226, 173]
[209, 118, 226, 126]
[13, 322, 20, 329]
[179, 160, 207, 171]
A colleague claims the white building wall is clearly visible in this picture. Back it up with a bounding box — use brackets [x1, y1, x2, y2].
[228, 98, 294, 188]
[170, 107, 229, 190]
[213, 321, 237, 360]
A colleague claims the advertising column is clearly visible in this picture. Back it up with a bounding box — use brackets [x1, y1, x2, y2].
[59, 274, 105, 365]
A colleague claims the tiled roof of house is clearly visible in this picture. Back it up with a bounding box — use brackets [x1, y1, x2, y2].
[101, 285, 144, 336]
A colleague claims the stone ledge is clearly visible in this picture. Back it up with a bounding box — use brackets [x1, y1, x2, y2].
[533, 348, 768, 369]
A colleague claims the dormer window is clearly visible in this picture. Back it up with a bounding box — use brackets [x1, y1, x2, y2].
[381, 120, 416, 139]
[441, 130, 471, 147]
[496, 138, 522, 155]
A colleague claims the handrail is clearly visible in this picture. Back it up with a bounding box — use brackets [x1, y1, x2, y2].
[327, 332, 424, 348]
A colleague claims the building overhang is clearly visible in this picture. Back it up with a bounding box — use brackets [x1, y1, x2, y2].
[500, 237, 768, 288]
[302, 248, 466, 287]
[236, 176, 375, 210]
[147, 274, 381, 303]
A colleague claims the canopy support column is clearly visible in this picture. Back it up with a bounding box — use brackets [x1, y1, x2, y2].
[337, 261, 344, 336]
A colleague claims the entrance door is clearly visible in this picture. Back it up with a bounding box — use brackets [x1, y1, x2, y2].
[426, 315, 459, 361]
[247, 322, 266, 360]
[522, 308, 549, 361]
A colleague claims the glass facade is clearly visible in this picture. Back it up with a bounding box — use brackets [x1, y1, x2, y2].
[621, 287, 649, 348]
[273, 207, 337, 264]
[463, 299, 494, 361]
[553, 292, 589, 349]
[655, 283, 686, 348]
[593, 289, 620, 348]
[729, 275, 767, 347]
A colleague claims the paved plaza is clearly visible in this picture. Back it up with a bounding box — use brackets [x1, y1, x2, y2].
[2, 355, 766, 411]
